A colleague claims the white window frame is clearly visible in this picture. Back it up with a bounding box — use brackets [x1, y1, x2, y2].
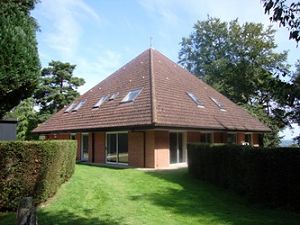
[72, 99, 87, 111]
[210, 97, 226, 111]
[109, 92, 119, 101]
[64, 103, 76, 113]
[186, 92, 205, 108]
[121, 88, 142, 103]
[93, 95, 109, 108]
[227, 132, 237, 144]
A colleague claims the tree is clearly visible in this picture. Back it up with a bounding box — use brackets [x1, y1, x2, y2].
[290, 61, 300, 143]
[0, 0, 40, 118]
[262, 0, 300, 43]
[179, 17, 291, 147]
[34, 61, 85, 116]
[6, 98, 39, 140]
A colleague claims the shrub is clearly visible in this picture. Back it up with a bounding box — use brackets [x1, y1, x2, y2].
[0, 140, 76, 211]
[188, 144, 300, 212]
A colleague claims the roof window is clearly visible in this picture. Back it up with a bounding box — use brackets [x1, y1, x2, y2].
[64, 103, 76, 113]
[186, 92, 204, 108]
[72, 99, 86, 111]
[210, 97, 226, 111]
[93, 96, 109, 108]
[121, 88, 142, 103]
[109, 92, 119, 101]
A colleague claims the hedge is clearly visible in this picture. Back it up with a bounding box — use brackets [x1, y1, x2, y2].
[188, 144, 300, 212]
[0, 140, 77, 211]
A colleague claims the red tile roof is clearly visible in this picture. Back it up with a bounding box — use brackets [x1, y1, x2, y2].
[33, 49, 270, 133]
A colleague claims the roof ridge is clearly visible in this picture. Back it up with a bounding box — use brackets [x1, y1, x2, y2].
[149, 48, 157, 124]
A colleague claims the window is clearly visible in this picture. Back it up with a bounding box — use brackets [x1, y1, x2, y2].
[245, 133, 252, 145]
[72, 99, 86, 111]
[227, 133, 237, 144]
[121, 88, 142, 103]
[200, 133, 212, 143]
[109, 92, 119, 101]
[70, 133, 76, 140]
[64, 103, 76, 113]
[186, 92, 204, 108]
[93, 95, 109, 108]
[210, 97, 226, 111]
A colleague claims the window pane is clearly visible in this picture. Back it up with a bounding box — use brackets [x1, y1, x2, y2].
[82, 134, 89, 160]
[118, 133, 128, 163]
[107, 134, 117, 162]
[121, 89, 142, 103]
[227, 133, 237, 144]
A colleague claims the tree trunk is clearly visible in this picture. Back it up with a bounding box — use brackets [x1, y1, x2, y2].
[16, 197, 37, 225]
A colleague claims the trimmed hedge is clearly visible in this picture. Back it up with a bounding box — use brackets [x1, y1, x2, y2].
[188, 144, 300, 212]
[0, 140, 76, 211]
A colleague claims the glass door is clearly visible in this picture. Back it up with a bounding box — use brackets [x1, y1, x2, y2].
[169, 132, 183, 164]
[81, 133, 89, 161]
[106, 132, 128, 164]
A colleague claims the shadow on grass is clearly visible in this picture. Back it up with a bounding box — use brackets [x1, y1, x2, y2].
[142, 168, 300, 225]
[0, 210, 121, 225]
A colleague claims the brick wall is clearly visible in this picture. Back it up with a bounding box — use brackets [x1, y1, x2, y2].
[154, 131, 169, 168]
[94, 132, 105, 163]
[76, 133, 81, 160]
[237, 133, 244, 144]
[145, 131, 155, 168]
[128, 132, 144, 167]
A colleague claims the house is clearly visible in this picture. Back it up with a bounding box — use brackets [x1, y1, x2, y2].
[33, 49, 270, 168]
[0, 118, 17, 140]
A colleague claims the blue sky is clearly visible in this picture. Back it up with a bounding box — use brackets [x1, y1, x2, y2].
[32, 0, 299, 140]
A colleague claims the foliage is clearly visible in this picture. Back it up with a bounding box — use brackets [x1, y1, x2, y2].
[5, 98, 39, 140]
[262, 0, 300, 43]
[2, 165, 300, 225]
[0, 0, 40, 118]
[188, 144, 300, 212]
[0, 140, 76, 211]
[179, 17, 291, 146]
[290, 61, 300, 143]
[35, 61, 85, 115]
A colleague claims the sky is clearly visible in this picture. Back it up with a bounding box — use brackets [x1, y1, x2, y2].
[31, 0, 299, 141]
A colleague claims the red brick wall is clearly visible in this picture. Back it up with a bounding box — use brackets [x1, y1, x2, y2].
[237, 133, 245, 144]
[145, 131, 155, 168]
[253, 133, 260, 146]
[94, 132, 105, 163]
[213, 132, 225, 143]
[154, 131, 169, 168]
[187, 132, 200, 143]
[128, 132, 144, 167]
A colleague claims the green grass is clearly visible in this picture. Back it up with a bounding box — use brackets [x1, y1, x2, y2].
[1, 164, 300, 225]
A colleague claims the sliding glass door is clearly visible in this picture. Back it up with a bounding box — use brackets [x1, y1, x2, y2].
[169, 132, 184, 164]
[106, 132, 128, 164]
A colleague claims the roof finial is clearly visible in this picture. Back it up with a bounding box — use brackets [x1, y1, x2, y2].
[150, 36, 153, 49]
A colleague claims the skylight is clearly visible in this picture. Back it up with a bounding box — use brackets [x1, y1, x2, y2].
[121, 88, 142, 103]
[93, 96, 109, 108]
[72, 99, 86, 111]
[64, 102, 76, 113]
[186, 92, 204, 108]
[109, 92, 119, 101]
[210, 97, 226, 111]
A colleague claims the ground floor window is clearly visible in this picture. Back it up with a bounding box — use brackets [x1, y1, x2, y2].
[170, 132, 184, 164]
[227, 133, 237, 144]
[106, 132, 128, 164]
[245, 133, 252, 145]
[81, 133, 89, 161]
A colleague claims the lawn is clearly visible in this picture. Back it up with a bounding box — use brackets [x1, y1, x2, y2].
[1, 164, 300, 225]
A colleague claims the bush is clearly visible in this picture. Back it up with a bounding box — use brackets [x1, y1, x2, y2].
[188, 144, 300, 212]
[0, 140, 76, 211]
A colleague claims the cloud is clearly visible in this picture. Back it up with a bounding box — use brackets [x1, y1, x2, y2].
[37, 0, 101, 59]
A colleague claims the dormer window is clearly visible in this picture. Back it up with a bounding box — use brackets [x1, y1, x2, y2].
[64, 102, 76, 113]
[72, 99, 86, 111]
[210, 97, 226, 111]
[121, 88, 142, 103]
[186, 92, 204, 108]
[93, 96, 109, 108]
[109, 92, 119, 101]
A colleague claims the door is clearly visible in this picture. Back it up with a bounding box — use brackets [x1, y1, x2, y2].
[169, 132, 183, 164]
[106, 132, 128, 164]
[81, 133, 89, 161]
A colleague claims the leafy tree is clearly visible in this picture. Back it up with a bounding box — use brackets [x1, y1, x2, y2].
[290, 61, 300, 143]
[35, 61, 85, 116]
[179, 17, 291, 147]
[6, 98, 39, 140]
[0, 0, 40, 118]
[262, 0, 300, 43]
